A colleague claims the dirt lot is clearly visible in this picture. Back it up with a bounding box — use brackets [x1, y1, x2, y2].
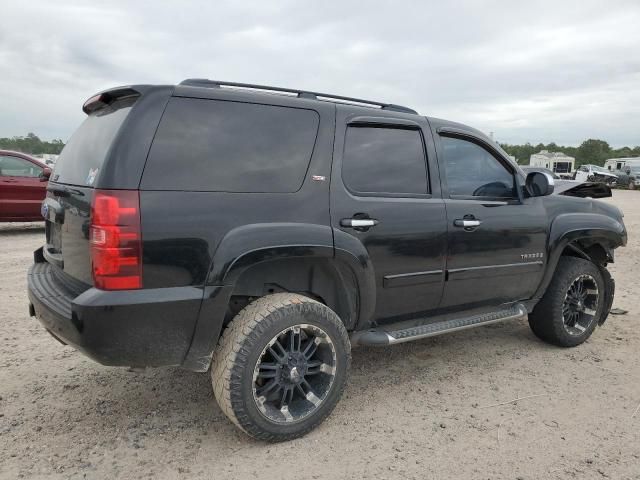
[1, 190, 638, 480]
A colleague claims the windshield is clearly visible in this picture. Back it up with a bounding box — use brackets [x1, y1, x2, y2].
[52, 99, 134, 186]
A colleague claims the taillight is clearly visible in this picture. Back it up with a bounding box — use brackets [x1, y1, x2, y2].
[90, 189, 142, 290]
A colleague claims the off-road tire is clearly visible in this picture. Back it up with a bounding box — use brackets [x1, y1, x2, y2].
[529, 257, 605, 347]
[211, 293, 351, 441]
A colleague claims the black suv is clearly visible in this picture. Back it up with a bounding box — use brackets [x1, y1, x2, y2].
[28, 79, 627, 441]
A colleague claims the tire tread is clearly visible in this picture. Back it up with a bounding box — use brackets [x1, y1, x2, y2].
[529, 256, 604, 347]
[211, 293, 350, 441]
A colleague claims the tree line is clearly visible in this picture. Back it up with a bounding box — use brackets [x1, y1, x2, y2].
[0, 133, 65, 155]
[500, 139, 640, 167]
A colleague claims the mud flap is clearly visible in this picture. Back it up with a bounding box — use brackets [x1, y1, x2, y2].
[598, 266, 615, 326]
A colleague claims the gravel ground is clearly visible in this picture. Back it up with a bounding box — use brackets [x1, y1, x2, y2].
[1, 190, 639, 480]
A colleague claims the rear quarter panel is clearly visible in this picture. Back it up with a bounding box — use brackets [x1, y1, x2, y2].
[138, 93, 336, 288]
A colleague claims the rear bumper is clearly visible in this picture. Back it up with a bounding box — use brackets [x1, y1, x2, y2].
[28, 261, 227, 368]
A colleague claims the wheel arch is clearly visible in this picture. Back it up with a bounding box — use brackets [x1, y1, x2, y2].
[228, 256, 361, 331]
[183, 223, 376, 372]
[209, 223, 375, 325]
[532, 213, 625, 302]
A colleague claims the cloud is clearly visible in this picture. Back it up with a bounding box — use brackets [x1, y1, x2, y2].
[1, 0, 639, 146]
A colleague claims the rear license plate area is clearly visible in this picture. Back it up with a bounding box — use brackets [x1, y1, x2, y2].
[46, 221, 62, 253]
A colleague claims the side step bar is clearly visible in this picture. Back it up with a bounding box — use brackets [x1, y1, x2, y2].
[351, 304, 527, 346]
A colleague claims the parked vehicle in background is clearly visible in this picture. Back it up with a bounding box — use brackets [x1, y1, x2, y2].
[521, 166, 612, 198]
[615, 165, 640, 190]
[28, 80, 627, 441]
[574, 164, 618, 184]
[35, 154, 59, 167]
[529, 150, 575, 179]
[604, 157, 640, 172]
[0, 150, 51, 221]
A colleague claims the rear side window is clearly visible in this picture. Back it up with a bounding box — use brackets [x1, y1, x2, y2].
[342, 126, 428, 195]
[142, 98, 320, 192]
[52, 99, 133, 186]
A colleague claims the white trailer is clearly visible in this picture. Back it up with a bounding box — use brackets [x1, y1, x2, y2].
[529, 150, 575, 178]
[604, 157, 640, 172]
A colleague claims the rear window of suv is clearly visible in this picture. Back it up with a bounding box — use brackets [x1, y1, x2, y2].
[52, 98, 134, 186]
[141, 98, 320, 193]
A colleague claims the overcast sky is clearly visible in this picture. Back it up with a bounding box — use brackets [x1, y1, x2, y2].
[2, 0, 639, 147]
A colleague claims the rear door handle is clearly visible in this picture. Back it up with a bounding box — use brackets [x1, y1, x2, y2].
[340, 218, 379, 228]
[454, 219, 481, 228]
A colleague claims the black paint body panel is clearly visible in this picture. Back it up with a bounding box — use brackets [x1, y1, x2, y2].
[27, 81, 627, 371]
[28, 260, 205, 367]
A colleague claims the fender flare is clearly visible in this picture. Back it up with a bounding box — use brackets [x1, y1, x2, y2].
[533, 213, 626, 300]
[207, 223, 376, 326]
[208, 223, 334, 285]
[182, 223, 377, 371]
[333, 229, 376, 329]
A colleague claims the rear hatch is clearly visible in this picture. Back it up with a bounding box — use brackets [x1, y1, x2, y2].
[43, 92, 138, 286]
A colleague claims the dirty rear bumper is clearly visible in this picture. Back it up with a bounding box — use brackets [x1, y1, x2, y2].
[27, 259, 230, 369]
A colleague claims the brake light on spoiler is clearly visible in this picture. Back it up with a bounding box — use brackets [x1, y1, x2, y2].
[82, 87, 140, 114]
[90, 190, 143, 290]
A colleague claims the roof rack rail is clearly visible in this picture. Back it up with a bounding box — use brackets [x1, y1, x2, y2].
[179, 79, 418, 114]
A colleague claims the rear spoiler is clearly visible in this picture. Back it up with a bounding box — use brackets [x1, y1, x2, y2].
[82, 87, 141, 114]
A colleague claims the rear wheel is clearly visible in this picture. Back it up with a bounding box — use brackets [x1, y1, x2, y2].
[529, 257, 605, 347]
[211, 293, 350, 441]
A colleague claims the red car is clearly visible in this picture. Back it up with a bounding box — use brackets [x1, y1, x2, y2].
[0, 150, 51, 222]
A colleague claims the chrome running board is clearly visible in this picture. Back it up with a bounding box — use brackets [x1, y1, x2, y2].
[350, 304, 527, 346]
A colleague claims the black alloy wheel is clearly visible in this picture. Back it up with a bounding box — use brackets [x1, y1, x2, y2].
[528, 257, 606, 347]
[562, 274, 599, 336]
[211, 293, 350, 441]
[252, 324, 337, 423]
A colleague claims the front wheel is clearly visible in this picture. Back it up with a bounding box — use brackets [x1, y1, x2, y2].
[211, 293, 351, 441]
[529, 257, 606, 347]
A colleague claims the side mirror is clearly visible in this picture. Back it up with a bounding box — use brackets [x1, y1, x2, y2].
[526, 171, 554, 197]
[39, 167, 52, 182]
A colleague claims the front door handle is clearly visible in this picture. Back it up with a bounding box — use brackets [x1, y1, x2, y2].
[454, 219, 481, 228]
[341, 218, 379, 228]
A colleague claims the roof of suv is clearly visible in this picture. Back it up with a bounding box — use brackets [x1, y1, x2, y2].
[85, 80, 523, 176]
[172, 81, 522, 175]
[177, 78, 419, 115]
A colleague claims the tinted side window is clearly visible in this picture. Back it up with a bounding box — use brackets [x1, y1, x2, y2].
[0, 156, 42, 177]
[342, 127, 428, 195]
[440, 136, 515, 198]
[142, 98, 319, 192]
